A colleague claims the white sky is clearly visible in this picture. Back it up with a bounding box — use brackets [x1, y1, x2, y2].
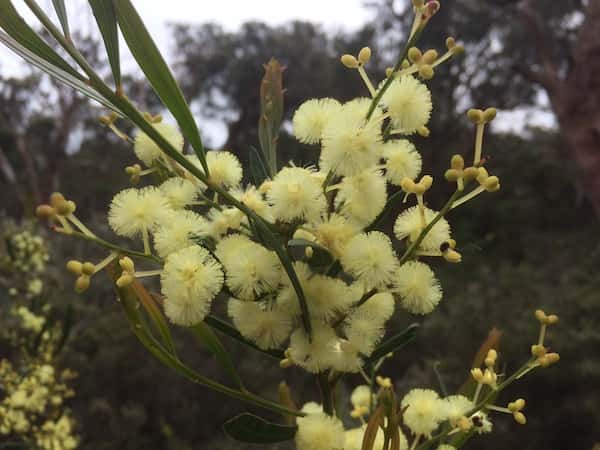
[0, 0, 555, 145]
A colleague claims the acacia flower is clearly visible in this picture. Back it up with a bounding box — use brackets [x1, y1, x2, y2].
[108, 187, 170, 238]
[206, 150, 243, 188]
[292, 98, 341, 144]
[267, 167, 326, 223]
[335, 168, 387, 227]
[393, 261, 442, 314]
[382, 139, 423, 185]
[381, 75, 432, 134]
[401, 388, 447, 436]
[295, 406, 345, 450]
[394, 206, 451, 251]
[159, 177, 199, 209]
[161, 245, 224, 326]
[340, 232, 398, 289]
[228, 299, 292, 350]
[133, 122, 183, 166]
[153, 210, 209, 258]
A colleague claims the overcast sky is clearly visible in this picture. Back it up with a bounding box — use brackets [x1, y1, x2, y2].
[0, 0, 555, 143]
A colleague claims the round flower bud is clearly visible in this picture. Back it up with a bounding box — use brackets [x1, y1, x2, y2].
[513, 412, 526, 425]
[463, 167, 479, 181]
[81, 262, 96, 276]
[116, 274, 134, 288]
[483, 176, 500, 192]
[535, 309, 547, 322]
[546, 314, 559, 324]
[66, 260, 83, 275]
[75, 275, 90, 293]
[36, 204, 56, 219]
[119, 257, 135, 273]
[445, 37, 456, 49]
[341, 54, 359, 68]
[358, 47, 371, 64]
[445, 169, 460, 182]
[422, 49, 438, 64]
[49, 192, 66, 208]
[467, 109, 483, 123]
[408, 47, 422, 63]
[451, 154, 465, 170]
[417, 125, 430, 137]
[419, 64, 434, 79]
[483, 107, 497, 122]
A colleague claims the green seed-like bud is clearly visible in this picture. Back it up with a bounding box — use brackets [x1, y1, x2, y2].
[358, 47, 371, 64]
[483, 107, 497, 122]
[445, 37, 456, 49]
[408, 47, 422, 63]
[81, 262, 96, 276]
[66, 260, 83, 275]
[463, 167, 479, 182]
[36, 204, 55, 219]
[467, 108, 484, 123]
[75, 275, 90, 293]
[49, 192, 66, 208]
[422, 49, 438, 64]
[341, 54, 359, 69]
[419, 64, 434, 79]
[450, 154, 465, 171]
[483, 176, 500, 192]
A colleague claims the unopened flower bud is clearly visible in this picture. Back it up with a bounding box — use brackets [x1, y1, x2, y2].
[531, 344, 547, 358]
[483, 107, 497, 122]
[419, 175, 433, 191]
[451, 154, 465, 171]
[418, 64, 434, 79]
[539, 352, 560, 367]
[401, 177, 417, 193]
[546, 314, 559, 325]
[513, 412, 526, 425]
[75, 275, 90, 293]
[443, 248, 462, 263]
[305, 246, 314, 259]
[376, 376, 392, 388]
[457, 416, 472, 431]
[36, 204, 56, 219]
[535, 309, 547, 323]
[385, 67, 394, 77]
[471, 368, 483, 382]
[422, 49, 438, 64]
[358, 47, 371, 64]
[514, 398, 526, 410]
[116, 273, 134, 288]
[452, 44, 465, 55]
[463, 166, 479, 182]
[81, 262, 96, 276]
[417, 125, 430, 137]
[119, 256, 135, 273]
[476, 167, 489, 183]
[341, 54, 359, 69]
[49, 192, 66, 208]
[467, 108, 484, 124]
[66, 260, 83, 275]
[445, 37, 456, 50]
[483, 176, 500, 192]
[445, 169, 460, 182]
[408, 47, 422, 63]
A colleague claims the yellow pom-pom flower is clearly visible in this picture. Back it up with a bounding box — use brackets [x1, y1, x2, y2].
[108, 187, 170, 238]
[133, 122, 184, 167]
[159, 177, 199, 209]
[382, 139, 423, 185]
[161, 245, 224, 326]
[228, 299, 292, 349]
[344, 292, 395, 355]
[153, 210, 209, 258]
[394, 206, 451, 251]
[292, 98, 341, 144]
[206, 151, 243, 188]
[401, 388, 447, 437]
[335, 168, 387, 227]
[381, 75, 432, 134]
[392, 261, 442, 315]
[296, 406, 345, 450]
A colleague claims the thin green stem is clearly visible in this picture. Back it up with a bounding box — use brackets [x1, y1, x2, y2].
[58, 229, 162, 264]
[398, 189, 462, 266]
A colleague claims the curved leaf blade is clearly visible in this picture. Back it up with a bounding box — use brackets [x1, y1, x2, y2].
[223, 413, 297, 444]
[89, 0, 120, 87]
[190, 322, 244, 389]
[51, 0, 69, 37]
[112, 0, 207, 170]
[367, 323, 420, 363]
[0, 1, 83, 80]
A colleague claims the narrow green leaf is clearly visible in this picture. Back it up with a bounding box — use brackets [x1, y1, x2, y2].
[0, 1, 83, 80]
[190, 322, 244, 389]
[112, 0, 208, 172]
[223, 413, 297, 444]
[0, 32, 121, 112]
[366, 323, 419, 363]
[51, 0, 69, 37]
[249, 145, 269, 186]
[131, 280, 177, 356]
[89, 0, 120, 87]
[205, 314, 285, 360]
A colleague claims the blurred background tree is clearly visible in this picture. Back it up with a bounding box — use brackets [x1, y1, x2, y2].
[0, 1, 598, 449]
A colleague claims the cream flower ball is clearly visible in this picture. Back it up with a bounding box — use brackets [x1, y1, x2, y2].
[401, 388, 447, 437]
[228, 299, 292, 349]
[161, 246, 224, 326]
[382, 139, 423, 185]
[344, 292, 395, 355]
[293, 98, 341, 144]
[134, 122, 184, 167]
[206, 151, 243, 188]
[344, 425, 408, 450]
[296, 410, 345, 450]
[215, 234, 281, 299]
[153, 210, 209, 258]
[108, 187, 170, 238]
[159, 177, 199, 209]
[350, 385, 373, 410]
[304, 213, 360, 259]
[381, 75, 432, 134]
[340, 232, 398, 290]
[444, 395, 473, 427]
[335, 168, 387, 227]
[267, 167, 327, 223]
[288, 323, 339, 373]
[277, 262, 357, 320]
[392, 261, 442, 315]
[394, 206, 451, 251]
[230, 185, 272, 221]
[206, 207, 244, 238]
[320, 98, 383, 176]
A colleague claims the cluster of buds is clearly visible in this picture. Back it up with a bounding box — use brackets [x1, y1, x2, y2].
[413, 0, 441, 24]
[340, 46, 372, 69]
[36, 192, 95, 238]
[475, 167, 500, 192]
[66, 260, 96, 293]
[125, 164, 143, 185]
[471, 366, 498, 388]
[116, 257, 135, 288]
[467, 107, 497, 126]
[407, 46, 439, 79]
[444, 154, 479, 191]
[401, 174, 433, 196]
[531, 309, 560, 367]
[507, 398, 527, 424]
